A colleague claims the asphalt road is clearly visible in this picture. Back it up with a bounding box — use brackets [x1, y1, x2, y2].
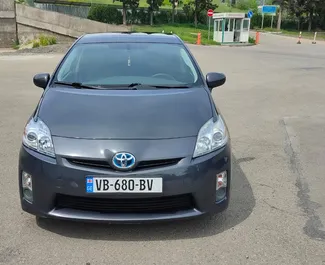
[1, 33, 325, 265]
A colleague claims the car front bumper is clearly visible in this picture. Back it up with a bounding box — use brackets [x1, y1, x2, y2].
[18, 143, 232, 223]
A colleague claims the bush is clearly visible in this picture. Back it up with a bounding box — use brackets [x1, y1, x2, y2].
[29, 35, 57, 49]
[32, 40, 40, 48]
[249, 14, 306, 31]
[153, 10, 170, 24]
[248, 36, 255, 44]
[250, 13, 272, 29]
[87, 4, 210, 25]
[88, 4, 123, 24]
[126, 8, 150, 24]
[39, 35, 57, 46]
[135, 9, 150, 24]
[12, 39, 20, 50]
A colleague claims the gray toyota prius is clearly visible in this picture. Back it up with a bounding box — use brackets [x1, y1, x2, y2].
[18, 32, 231, 223]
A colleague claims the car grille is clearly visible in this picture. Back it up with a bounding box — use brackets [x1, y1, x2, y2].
[66, 158, 182, 171]
[55, 194, 194, 214]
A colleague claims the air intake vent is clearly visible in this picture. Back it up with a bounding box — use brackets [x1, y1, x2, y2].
[55, 193, 194, 214]
[67, 157, 182, 171]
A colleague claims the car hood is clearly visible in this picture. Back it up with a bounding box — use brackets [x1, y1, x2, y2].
[38, 86, 213, 140]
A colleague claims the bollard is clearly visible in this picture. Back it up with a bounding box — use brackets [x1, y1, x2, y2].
[297, 31, 302, 44]
[255, 31, 260, 45]
[312, 32, 317, 44]
[196, 32, 201, 45]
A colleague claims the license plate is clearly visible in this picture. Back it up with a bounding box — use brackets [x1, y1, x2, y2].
[85, 177, 163, 193]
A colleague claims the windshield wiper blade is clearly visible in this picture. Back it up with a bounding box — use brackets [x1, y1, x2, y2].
[74, 83, 190, 90]
[126, 83, 190, 89]
[127, 83, 142, 90]
[128, 83, 141, 87]
[151, 85, 190, 88]
[53, 81, 100, 90]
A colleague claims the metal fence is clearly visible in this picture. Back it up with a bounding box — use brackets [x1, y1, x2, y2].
[34, 3, 90, 18]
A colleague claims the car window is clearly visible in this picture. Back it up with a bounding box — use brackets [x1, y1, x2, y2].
[54, 42, 202, 87]
[180, 49, 198, 81]
[57, 48, 80, 82]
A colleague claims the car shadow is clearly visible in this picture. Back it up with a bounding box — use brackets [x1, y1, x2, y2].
[37, 154, 255, 241]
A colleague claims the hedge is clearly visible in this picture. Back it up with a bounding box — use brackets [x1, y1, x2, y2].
[87, 4, 325, 31]
[88, 4, 210, 25]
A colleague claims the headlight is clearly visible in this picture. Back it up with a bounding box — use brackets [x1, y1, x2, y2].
[193, 115, 228, 158]
[23, 117, 55, 158]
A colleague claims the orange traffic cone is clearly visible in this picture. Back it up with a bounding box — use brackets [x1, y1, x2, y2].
[297, 31, 302, 44]
[255, 31, 260, 45]
[196, 32, 201, 45]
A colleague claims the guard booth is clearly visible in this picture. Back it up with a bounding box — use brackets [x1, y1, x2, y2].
[212, 13, 250, 44]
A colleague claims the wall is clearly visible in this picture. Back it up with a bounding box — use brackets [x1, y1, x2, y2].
[18, 24, 74, 44]
[15, 4, 131, 44]
[0, 0, 17, 48]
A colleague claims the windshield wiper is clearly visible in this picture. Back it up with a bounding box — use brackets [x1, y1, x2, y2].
[151, 85, 190, 88]
[127, 83, 141, 90]
[127, 83, 190, 89]
[53, 81, 100, 90]
[53, 82, 191, 90]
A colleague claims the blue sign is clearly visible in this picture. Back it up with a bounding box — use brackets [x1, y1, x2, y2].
[86, 176, 94, 193]
[247, 10, 253, 18]
[262, 5, 277, 14]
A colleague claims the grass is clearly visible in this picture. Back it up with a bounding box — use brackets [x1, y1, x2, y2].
[13, 35, 58, 49]
[133, 24, 220, 45]
[62, 0, 244, 12]
[31, 35, 57, 48]
[12, 39, 20, 50]
[32, 40, 41, 48]
[39, 34, 57, 46]
[133, 24, 257, 45]
[261, 27, 325, 41]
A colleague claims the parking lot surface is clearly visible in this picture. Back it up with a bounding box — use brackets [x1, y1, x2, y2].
[0, 34, 325, 265]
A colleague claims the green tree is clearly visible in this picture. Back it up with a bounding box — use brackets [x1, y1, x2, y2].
[114, 0, 140, 25]
[184, 0, 217, 27]
[287, 0, 325, 31]
[169, 0, 182, 23]
[235, 0, 258, 11]
[288, 0, 308, 30]
[314, 0, 325, 30]
[147, 0, 164, 25]
[271, 0, 325, 31]
[272, 0, 289, 30]
[305, 0, 322, 31]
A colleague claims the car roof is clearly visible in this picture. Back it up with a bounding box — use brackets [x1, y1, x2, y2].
[77, 32, 183, 44]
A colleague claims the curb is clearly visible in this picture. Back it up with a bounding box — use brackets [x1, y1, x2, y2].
[220, 43, 256, 47]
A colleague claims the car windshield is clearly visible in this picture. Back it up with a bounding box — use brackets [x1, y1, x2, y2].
[54, 42, 201, 88]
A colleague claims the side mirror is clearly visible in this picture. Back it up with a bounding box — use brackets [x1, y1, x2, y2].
[33, 73, 50, 89]
[206, 72, 226, 89]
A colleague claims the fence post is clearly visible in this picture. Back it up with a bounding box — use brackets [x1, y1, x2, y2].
[312, 32, 317, 44]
